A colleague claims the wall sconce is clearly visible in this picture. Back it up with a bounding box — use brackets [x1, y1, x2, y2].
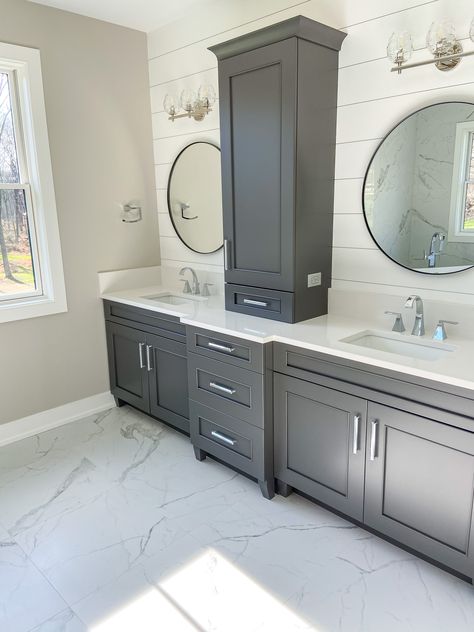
[388, 17, 474, 74]
[163, 85, 216, 122]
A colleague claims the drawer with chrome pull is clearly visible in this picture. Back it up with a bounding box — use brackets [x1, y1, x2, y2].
[186, 325, 265, 373]
[190, 401, 264, 479]
[225, 283, 294, 322]
[187, 352, 264, 427]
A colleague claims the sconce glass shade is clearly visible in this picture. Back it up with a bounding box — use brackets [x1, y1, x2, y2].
[198, 84, 216, 108]
[387, 31, 414, 64]
[470, 16, 474, 42]
[180, 89, 197, 113]
[163, 94, 177, 116]
[426, 20, 457, 55]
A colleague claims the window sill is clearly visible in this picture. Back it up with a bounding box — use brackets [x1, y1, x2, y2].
[0, 293, 68, 324]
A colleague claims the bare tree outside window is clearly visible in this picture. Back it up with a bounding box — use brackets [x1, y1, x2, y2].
[0, 72, 36, 297]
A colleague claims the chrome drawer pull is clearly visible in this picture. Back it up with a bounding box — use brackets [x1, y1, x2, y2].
[208, 341, 235, 354]
[353, 414, 361, 455]
[370, 419, 379, 461]
[146, 345, 153, 372]
[138, 342, 146, 369]
[211, 430, 237, 446]
[243, 298, 269, 308]
[209, 381, 236, 396]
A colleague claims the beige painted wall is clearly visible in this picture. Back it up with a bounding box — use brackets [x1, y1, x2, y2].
[0, 0, 160, 424]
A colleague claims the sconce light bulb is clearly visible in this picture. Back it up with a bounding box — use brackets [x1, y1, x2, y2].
[198, 84, 216, 109]
[387, 31, 413, 65]
[163, 94, 177, 117]
[180, 89, 197, 113]
[426, 19, 457, 55]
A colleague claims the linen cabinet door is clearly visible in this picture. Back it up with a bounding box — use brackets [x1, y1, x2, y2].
[146, 333, 189, 434]
[274, 373, 367, 521]
[218, 38, 297, 292]
[106, 322, 149, 413]
[364, 403, 474, 579]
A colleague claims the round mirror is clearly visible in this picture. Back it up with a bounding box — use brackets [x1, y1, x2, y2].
[363, 102, 474, 274]
[167, 141, 223, 254]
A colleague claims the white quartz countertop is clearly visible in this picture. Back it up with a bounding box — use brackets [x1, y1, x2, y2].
[101, 284, 474, 393]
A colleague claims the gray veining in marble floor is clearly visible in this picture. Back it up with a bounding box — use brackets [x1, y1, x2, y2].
[1, 406, 474, 632]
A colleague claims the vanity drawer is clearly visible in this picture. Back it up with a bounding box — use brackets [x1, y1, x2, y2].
[225, 283, 294, 323]
[103, 300, 186, 342]
[186, 326, 264, 373]
[190, 401, 264, 479]
[188, 353, 264, 427]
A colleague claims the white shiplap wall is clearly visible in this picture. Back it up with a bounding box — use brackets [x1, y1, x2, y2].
[148, 0, 474, 302]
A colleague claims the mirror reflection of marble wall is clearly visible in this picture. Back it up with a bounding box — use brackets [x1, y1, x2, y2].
[168, 142, 223, 254]
[364, 102, 474, 274]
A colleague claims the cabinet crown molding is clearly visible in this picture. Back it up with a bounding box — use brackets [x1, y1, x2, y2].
[209, 15, 347, 60]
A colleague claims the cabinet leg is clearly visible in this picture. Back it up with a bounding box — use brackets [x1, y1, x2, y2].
[276, 480, 293, 498]
[193, 446, 207, 461]
[258, 479, 275, 500]
[114, 397, 125, 408]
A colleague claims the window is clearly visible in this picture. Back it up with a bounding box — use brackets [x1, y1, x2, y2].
[0, 42, 66, 323]
[448, 120, 474, 243]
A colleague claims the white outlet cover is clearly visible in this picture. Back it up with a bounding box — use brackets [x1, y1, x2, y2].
[308, 272, 322, 288]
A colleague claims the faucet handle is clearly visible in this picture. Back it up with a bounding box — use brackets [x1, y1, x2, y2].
[180, 279, 192, 294]
[432, 320, 458, 342]
[202, 283, 214, 297]
[385, 311, 406, 333]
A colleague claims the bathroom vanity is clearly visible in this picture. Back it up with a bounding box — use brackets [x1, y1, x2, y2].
[102, 283, 474, 582]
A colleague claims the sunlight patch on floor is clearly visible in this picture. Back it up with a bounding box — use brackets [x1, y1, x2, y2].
[91, 548, 316, 631]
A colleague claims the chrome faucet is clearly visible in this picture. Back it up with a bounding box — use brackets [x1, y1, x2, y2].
[405, 295, 425, 336]
[179, 266, 200, 295]
[425, 232, 446, 268]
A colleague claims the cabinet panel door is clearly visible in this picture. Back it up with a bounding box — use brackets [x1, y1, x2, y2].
[147, 333, 189, 434]
[219, 38, 297, 291]
[274, 374, 367, 521]
[365, 403, 474, 577]
[106, 322, 149, 413]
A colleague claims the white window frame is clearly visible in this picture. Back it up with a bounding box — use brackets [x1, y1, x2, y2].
[0, 42, 66, 323]
[448, 120, 474, 244]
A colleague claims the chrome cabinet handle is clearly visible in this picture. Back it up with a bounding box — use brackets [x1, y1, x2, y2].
[209, 381, 236, 395]
[211, 430, 237, 446]
[353, 414, 361, 455]
[370, 420, 379, 461]
[138, 342, 146, 369]
[224, 239, 232, 271]
[146, 345, 153, 372]
[208, 341, 235, 354]
[243, 298, 269, 308]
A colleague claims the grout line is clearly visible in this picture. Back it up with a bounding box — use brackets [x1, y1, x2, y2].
[147, 0, 311, 61]
[336, 137, 382, 146]
[338, 78, 474, 109]
[339, 0, 438, 31]
[150, 66, 217, 88]
[332, 277, 474, 296]
[154, 127, 219, 141]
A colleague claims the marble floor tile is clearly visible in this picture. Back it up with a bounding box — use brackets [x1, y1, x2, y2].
[1, 405, 474, 632]
[0, 526, 68, 632]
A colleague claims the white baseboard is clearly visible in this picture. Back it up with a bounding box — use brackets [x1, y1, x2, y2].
[0, 392, 116, 448]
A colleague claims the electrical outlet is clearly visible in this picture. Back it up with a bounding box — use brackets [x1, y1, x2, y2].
[307, 272, 322, 288]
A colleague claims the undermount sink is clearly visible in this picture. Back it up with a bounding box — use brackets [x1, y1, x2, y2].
[341, 330, 456, 362]
[141, 292, 202, 306]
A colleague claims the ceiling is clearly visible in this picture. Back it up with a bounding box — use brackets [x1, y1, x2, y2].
[28, 0, 218, 32]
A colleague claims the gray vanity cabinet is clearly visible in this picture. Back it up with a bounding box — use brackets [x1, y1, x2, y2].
[274, 373, 367, 521]
[104, 301, 189, 434]
[210, 16, 346, 323]
[106, 321, 150, 413]
[364, 403, 474, 578]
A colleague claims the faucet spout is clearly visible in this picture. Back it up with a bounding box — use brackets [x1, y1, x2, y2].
[405, 295, 425, 336]
[179, 266, 200, 295]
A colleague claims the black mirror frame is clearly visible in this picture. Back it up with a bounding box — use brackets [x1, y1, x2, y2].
[361, 101, 474, 276]
[167, 141, 223, 255]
